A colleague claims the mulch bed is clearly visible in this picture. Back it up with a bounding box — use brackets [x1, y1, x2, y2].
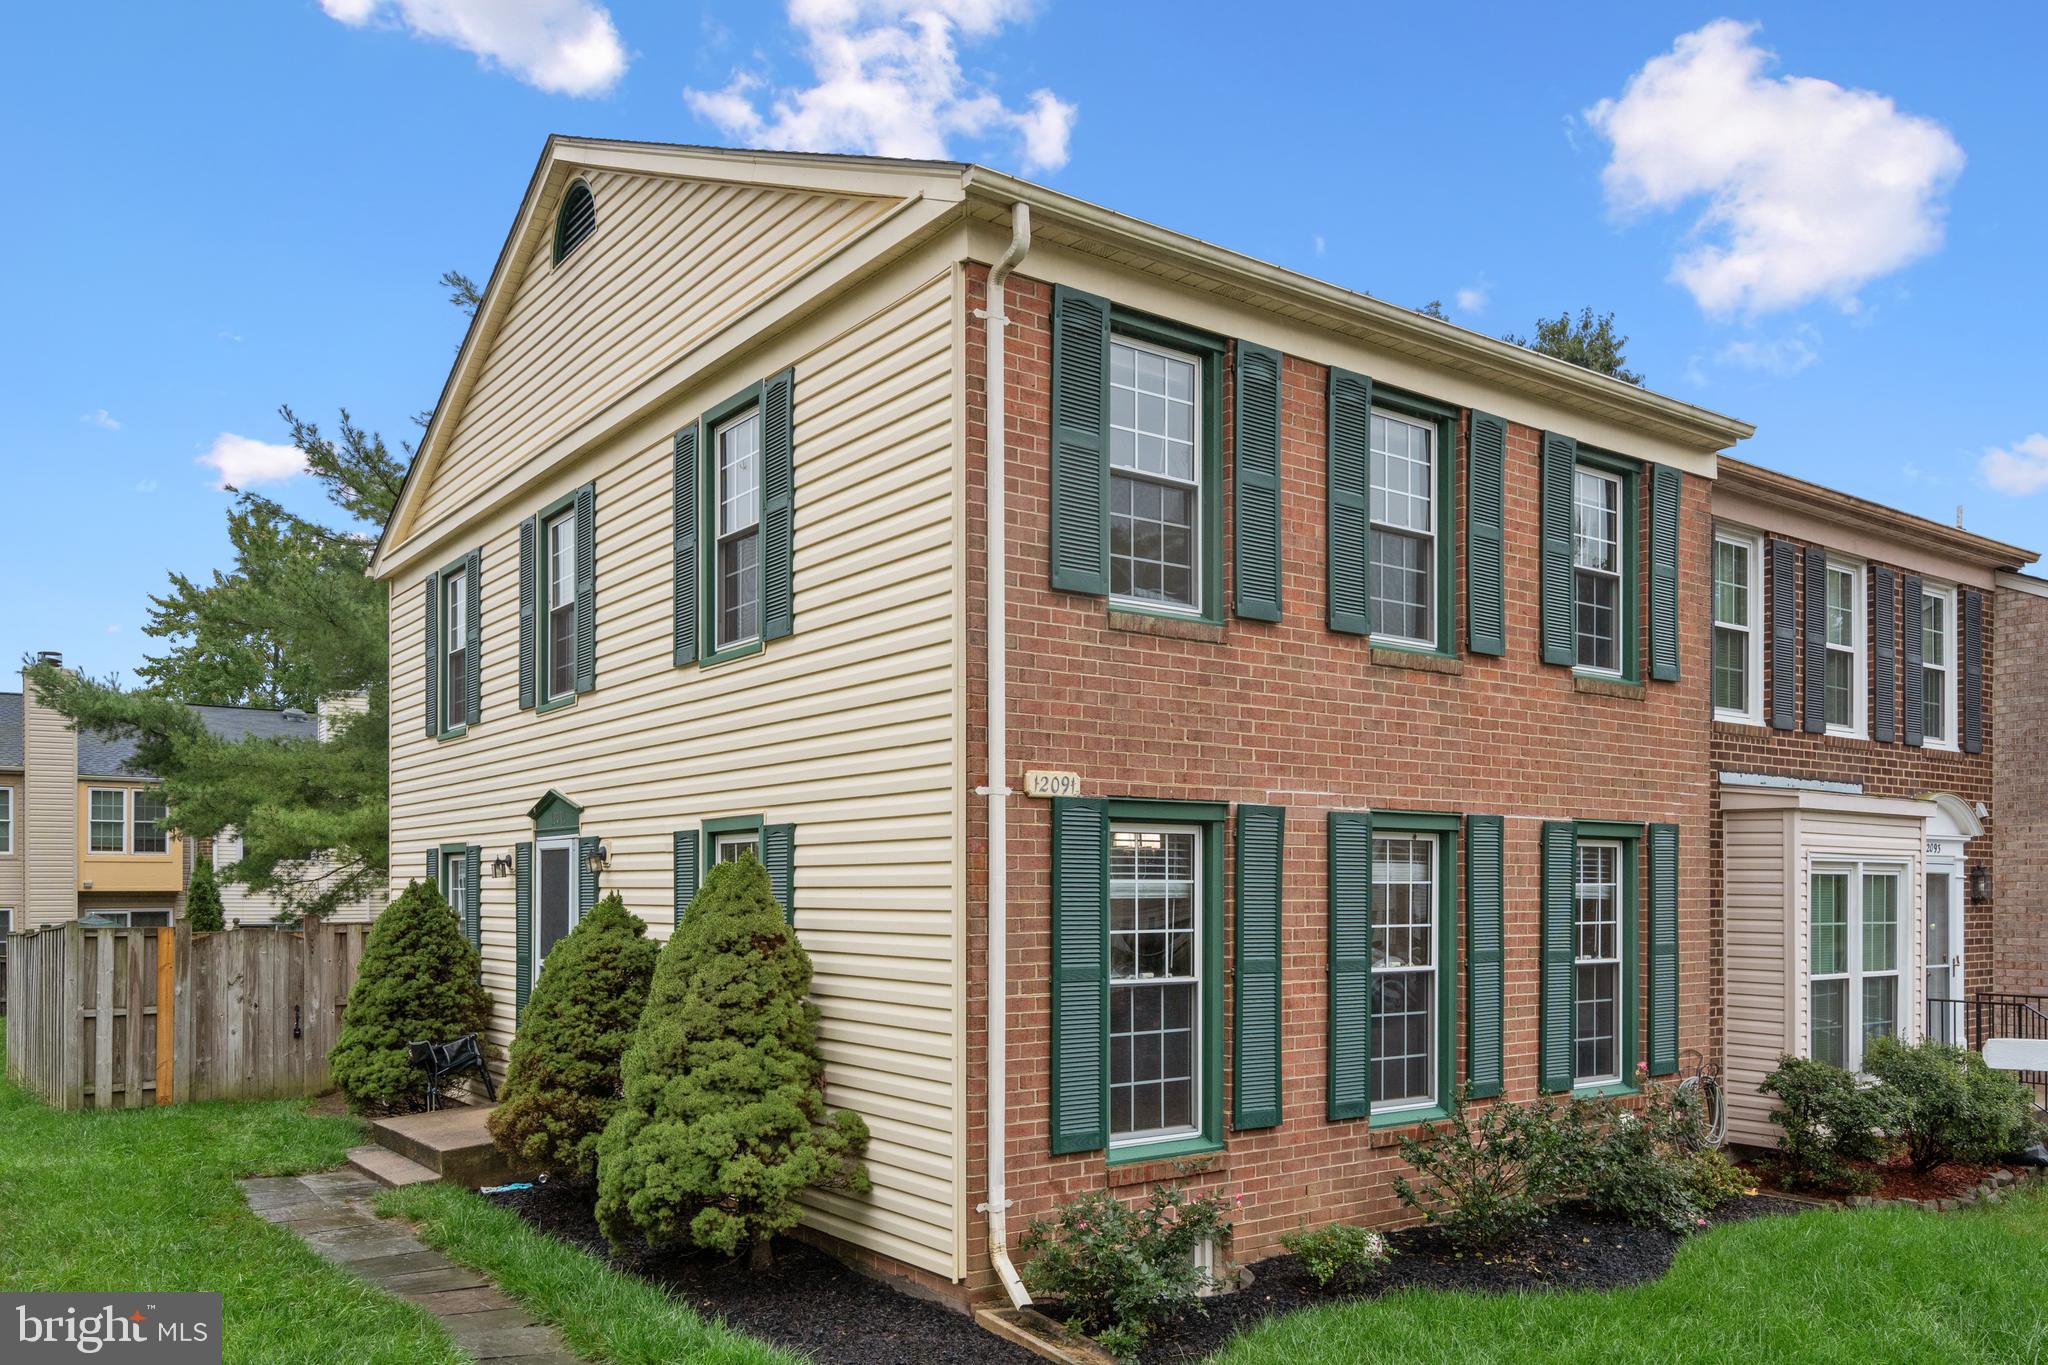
[1113, 1195, 1807, 1364]
[488, 1182, 1039, 1365]
[1746, 1155, 1999, 1203]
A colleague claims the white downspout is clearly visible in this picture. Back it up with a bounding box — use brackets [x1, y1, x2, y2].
[975, 201, 1032, 1310]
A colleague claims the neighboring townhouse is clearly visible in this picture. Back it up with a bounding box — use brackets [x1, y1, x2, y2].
[369, 138, 1754, 1305]
[1993, 569, 2048, 997]
[0, 656, 377, 937]
[1707, 462, 2039, 1146]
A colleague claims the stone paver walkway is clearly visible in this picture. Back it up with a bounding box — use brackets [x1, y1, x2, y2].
[242, 1171, 582, 1364]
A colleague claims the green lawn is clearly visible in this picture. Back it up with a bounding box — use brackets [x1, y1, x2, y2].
[0, 1043, 462, 1365]
[1211, 1190, 2048, 1365]
[376, 1183, 796, 1365]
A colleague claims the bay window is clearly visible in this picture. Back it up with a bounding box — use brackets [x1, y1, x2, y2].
[1810, 864, 1904, 1070]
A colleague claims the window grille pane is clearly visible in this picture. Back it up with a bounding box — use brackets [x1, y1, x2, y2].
[1713, 541, 1749, 626]
[1811, 979, 1848, 1067]
[132, 791, 168, 855]
[1826, 568, 1854, 646]
[1575, 571, 1619, 672]
[1108, 340, 1200, 611]
[89, 790, 125, 852]
[1862, 874, 1898, 972]
[1573, 470, 1619, 572]
[1370, 529, 1431, 641]
[1713, 626, 1748, 711]
[1811, 874, 1848, 975]
[1109, 827, 1200, 1141]
[1862, 976, 1897, 1045]
[1825, 650, 1852, 728]
[1371, 834, 1437, 1108]
[1110, 474, 1197, 610]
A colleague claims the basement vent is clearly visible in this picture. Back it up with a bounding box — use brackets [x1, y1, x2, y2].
[553, 181, 596, 264]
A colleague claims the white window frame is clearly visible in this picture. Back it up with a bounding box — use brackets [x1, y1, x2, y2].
[0, 785, 13, 856]
[442, 568, 468, 733]
[1822, 558, 1866, 739]
[131, 789, 169, 856]
[713, 406, 765, 652]
[1107, 822, 1204, 1150]
[1712, 527, 1764, 725]
[1807, 861, 1908, 1072]
[1107, 335, 1204, 618]
[1572, 465, 1625, 677]
[441, 849, 469, 915]
[89, 908, 175, 928]
[531, 835, 582, 986]
[1920, 582, 1959, 751]
[713, 831, 761, 864]
[1367, 407, 1437, 650]
[1573, 839, 1626, 1087]
[1369, 831, 1440, 1114]
[87, 787, 128, 854]
[543, 508, 577, 703]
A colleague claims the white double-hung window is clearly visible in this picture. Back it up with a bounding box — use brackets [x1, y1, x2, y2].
[714, 408, 764, 650]
[1369, 410, 1435, 645]
[442, 568, 468, 731]
[1107, 337, 1202, 614]
[1573, 467, 1623, 674]
[544, 509, 576, 701]
[1712, 529, 1763, 723]
[1823, 560, 1865, 735]
[1574, 841, 1624, 1086]
[1921, 583, 1957, 747]
[1809, 864, 1904, 1070]
[1107, 824, 1201, 1145]
[1370, 833, 1440, 1111]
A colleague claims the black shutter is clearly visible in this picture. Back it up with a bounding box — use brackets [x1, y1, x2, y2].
[464, 549, 482, 726]
[1962, 589, 1984, 753]
[425, 848, 438, 888]
[1325, 369, 1373, 635]
[465, 844, 483, 951]
[578, 835, 600, 916]
[1466, 411, 1507, 656]
[1538, 821, 1577, 1093]
[1049, 286, 1111, 595]
[1649, 465, 1681, 681]
[1770, 538, 1797, 729]
[1050, 797, 1110, 1154]
[1233, 342, 1284, 621]
[1647, 824, 1679, 1077]
[1802, 545, 1827, 733]
[573, 484, 597, 694]
[1232, 804, 1285, 1130]
[764, 824, 795, 925]
[1903, 575, 1925, 746]
[673, 427, 699, 666]
[518, 517, 537, 710]
[1539, 433, 1578, 666]
[672, 830, 699, 926]
[514, 842, 533, 1018]
[1327, 810, 1373, 1121]
[1871, 567, 1897, 742]
[422, 570, 440, 737]
[1464, 814, 1504, 1099]
[761, 368, 796, 641]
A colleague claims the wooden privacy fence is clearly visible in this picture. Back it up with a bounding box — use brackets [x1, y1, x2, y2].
[4, 918, 368, 1109]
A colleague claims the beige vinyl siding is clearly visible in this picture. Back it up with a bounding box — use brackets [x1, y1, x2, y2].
[386, 262, 962, 1279]
[0, 778, 22, 916]
[417, 171, 898, 528]
[205, 830, 377, 926]
[23, 691, 77, 927]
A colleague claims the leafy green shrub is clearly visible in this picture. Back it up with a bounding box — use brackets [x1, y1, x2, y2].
[1393, 1091, 1589, 1248]
[184, 857, 225, 932]
[1759, 1055, 1895, 1192]
[488, 893, 658, 1183]
[1682, 1148, 1755, 1210]
[329, 880, 494, 1114]
[1864, 1036, 2036, 1173]
[1278, 1222, 1388, 1288]
[594, 854, 868, 1268]
[1579, 1077, 1733, 1232]
[1019, 1185, 1234, 1358]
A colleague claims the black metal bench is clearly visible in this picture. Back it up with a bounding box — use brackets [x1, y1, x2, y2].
[406, 1034, 496, 1111]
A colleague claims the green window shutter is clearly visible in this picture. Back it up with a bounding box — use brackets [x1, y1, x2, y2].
[1050, 796, 1110, 1154]
[1647, 823, 1679, 1077]
[1233, 342, 1284, 622]
[672, 830, 699, 926]
[464, 549, 483, 724]
[1962, 589, 1984, 753]
[1770, 538, 1797, 729]
[1464, 814, 1504, 1099]
[465, 844, 483, 950]
[1802, 546, 1827, 733]
[424, 849, 438, 888]
[1539, 434, 1578, 666]
[672, 427, 699, 666]
[1048, 285, 1111, 595]
[573, 484, 597, 695]
[514, 842, 533, 1018]
[422, 570, 441, 736]
[578, 835, 600, 916]
[1232, 804, 1286, 1130]
[1902, 574, 1925, 746]
[518, 517, 537, 710]
[1538, 821, 1578, 1093]
[763, 823, 795, 924]
[1326, 368, 1373, 635]
[1466, 411, 1508, 656]
[1649, 465, 1681, 682]
[761, 368, 796, 640]
[1327, 810, 1373, 1121]
[1872, 567, 1897, 743]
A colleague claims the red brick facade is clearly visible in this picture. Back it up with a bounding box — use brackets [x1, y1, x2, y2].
[1994, 581, 2048, 996]
[961, 268, 1719, 1297]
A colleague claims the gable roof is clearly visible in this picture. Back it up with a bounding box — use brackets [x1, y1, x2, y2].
[79, 703, 319, 780]
[370, 138, 1754, 579]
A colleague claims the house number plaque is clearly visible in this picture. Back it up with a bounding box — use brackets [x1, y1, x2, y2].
[1023, 770, 1082, 799]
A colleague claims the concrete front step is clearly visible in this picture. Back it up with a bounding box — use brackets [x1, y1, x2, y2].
[347, 1144, 440, 1188]
[369, 1104, 527, 1188]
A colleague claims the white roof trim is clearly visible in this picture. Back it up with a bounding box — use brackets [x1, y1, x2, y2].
[1997, 570, 2048, 599]
[1720, 770, 1863, 795]
[1917, 791, 1985, 839]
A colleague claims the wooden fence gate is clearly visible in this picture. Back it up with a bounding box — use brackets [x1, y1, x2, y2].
[3, 918, 367, 1109]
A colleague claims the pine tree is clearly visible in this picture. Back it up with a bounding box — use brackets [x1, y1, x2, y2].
[488, 893, 658, 1183]
[595, 854, 869, 1268]
[329, 879, 493, 1113]
[185, 855, 226, 932]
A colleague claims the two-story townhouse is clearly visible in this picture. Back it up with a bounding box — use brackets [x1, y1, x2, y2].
[368, 138, 1752, 1307]
[1705, 461, 2038, 1146]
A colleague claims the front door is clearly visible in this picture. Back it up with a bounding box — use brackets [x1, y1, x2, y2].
[1925, 867, 1964, 1043]
[534, 837, 579, 985]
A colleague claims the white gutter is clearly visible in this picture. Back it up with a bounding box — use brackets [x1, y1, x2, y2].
[974, 201, 1032, 1310]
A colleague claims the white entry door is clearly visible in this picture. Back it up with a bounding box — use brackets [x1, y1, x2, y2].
[1924, 865, 1964, 1044]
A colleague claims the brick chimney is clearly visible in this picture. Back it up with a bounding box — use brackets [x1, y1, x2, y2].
[23, 654, 79, 927]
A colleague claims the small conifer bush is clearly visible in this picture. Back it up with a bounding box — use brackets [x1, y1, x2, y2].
[488, 893, 658, 1182]
[329, 879, 493, 1113]
[595, 854, 869, 1268]
[185, 856, 226, 932]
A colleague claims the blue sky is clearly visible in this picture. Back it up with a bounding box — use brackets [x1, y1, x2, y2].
[5, 1, 2044, 683]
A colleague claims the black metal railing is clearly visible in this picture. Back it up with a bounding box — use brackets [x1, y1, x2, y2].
[1926, 995, 1968, 1046]
[1969, 991, 2048, 1111]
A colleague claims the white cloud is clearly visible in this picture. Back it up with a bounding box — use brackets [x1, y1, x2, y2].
[81, 408, 120, 430]
[686, 0, 1075, 174]
[1586, 20, 1963, 317]
[105, 624, 122, 636]
[320, 0, 626, 97]
[1312, 233, 1326, 257]
[198, 434, 307, 490]
[1454, 279, 1490, 315]
[134, 479, 159, 494]
[1982, 434, 2048, 496]
[1714, 324, 1821, 376]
